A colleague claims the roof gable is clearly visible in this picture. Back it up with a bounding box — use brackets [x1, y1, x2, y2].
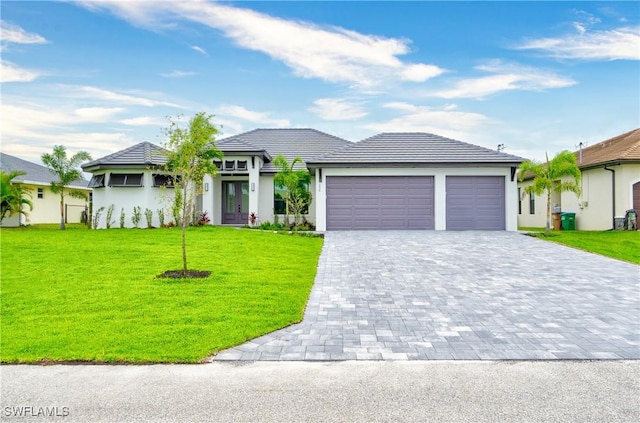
[576, 128, 640, 168]
[82, 142, 170, 172]
[308, 132, 524, 166]
[0, 152, 88, 188]
[217, 128, 352, 172]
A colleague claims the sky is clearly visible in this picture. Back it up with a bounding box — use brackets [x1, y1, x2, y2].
[1, 0, 639, 166]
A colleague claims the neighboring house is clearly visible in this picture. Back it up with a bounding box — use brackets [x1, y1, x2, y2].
[81, 142, 175, 228]
[518, 128, 640, 230]
[84, 129, 524, 231]
[0, 152, 90, 227]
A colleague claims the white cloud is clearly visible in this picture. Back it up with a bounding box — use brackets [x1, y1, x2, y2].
[0, 20, 48, 45]
[120, 116, 167, 127]
[74, 107, 125, 120]
[0, 60, 40, 82]
[430, 61, 576, 99]
[191, 45, 207, 55]
[78, 1, 444, 88]
[364, 102, 488, 141]
[309, 98, 367, 121]
[68, 85, 184, 108]
[516, 25, 640, 60]
[216, 105, 289, 127]
[160, 70, 197, 78]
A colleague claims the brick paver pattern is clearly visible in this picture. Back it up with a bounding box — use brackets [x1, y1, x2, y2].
[213, 231, 640, 361]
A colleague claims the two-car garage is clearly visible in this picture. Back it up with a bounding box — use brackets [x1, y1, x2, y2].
[325, 175, 506, 230]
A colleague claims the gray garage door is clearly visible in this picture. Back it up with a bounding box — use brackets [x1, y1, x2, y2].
[326, 176, 434, 230]
[446, 176, 505, 230]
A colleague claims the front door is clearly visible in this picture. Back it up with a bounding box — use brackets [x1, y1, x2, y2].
[222, 181, 249, 224]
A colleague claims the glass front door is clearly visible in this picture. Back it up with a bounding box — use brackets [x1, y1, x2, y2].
[222, 181, 249, 224]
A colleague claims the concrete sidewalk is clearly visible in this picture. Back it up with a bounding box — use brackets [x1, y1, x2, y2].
[214, 231, 640, 361]
[1, 361, 638, 422]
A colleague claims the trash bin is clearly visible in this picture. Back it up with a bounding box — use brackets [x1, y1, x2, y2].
[552, 212, 561, 231]
[561, 212, 576, 230]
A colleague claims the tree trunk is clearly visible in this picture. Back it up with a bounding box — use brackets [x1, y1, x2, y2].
[545, 190, 551, 235]
[59, 193, 65, 230]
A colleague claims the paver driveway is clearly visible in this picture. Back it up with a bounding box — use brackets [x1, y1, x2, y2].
[213, 231, 639, 361]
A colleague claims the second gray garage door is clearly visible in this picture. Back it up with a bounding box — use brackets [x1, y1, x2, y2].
[327, 176, 434, 230]
[446, 176, 505, 230]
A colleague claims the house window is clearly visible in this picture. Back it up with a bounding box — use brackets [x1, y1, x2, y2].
[213, 161, 223, 171]
[108, 173, 143, 187]
[237, 160, 248, 171]
[529, 193, 535, 214]
[88, 174, 105, 188]
[37, 188, 44, 199]
[152, 174, 179, 188]
[274, 182, 309, 214]
[224, 160, 235, 171]
[518, 188, 522, 215]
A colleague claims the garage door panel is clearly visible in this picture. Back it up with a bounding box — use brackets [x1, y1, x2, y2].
[446, 176, 505, 230]
[327, 176, 434, 230]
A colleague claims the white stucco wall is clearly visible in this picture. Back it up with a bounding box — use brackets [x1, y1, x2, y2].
[91, 170, 176, 229]
[314, 167, 518, 231]
[517, 163, 640, 230]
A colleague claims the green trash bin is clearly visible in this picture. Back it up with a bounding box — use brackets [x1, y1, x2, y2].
[561, 212, 576, 230]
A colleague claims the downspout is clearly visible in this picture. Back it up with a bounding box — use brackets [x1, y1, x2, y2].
[604, 165, 615, 230]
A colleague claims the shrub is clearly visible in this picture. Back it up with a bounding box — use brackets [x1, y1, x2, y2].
[157, 209, 165, 227]
[131, 206, 142, 228]
[119, 208, 125, 228]
[92, 207, 105, 229]
[105, 204, 115, 229]
[145, 208, 153, 228]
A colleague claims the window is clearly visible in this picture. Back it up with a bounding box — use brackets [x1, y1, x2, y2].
[152, 174, 179, 188]
[88, 174, 105, 188]
[224, 160, 235, 171]
[37, 188, 44, 199]
[518, 188, 522, 215]
[213, 161, 223, 171]
[274, 182, 309, 214]
[529, 193, 535, 214]
[237, 160, 248, 171]
[108, 173, 143, 187]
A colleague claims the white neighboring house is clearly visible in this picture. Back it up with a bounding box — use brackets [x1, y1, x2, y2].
[81, 142, 177, 229]
[83, 129, 525, 231]
[0, 152, 90, 227]
[518, 128, 640, 230]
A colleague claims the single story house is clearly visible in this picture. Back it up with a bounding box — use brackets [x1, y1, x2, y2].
[84, 129, 524, 231]
[0, 152, 91, 227]
[518, 128, 640, 230]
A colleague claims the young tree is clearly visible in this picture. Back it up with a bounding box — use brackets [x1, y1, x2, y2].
[41, 145, 92, 230]
[164, 112, 223, 278]
[518, 150, 581, 234]
[273, 155, 311, 228]
[0, 170, 33, 224]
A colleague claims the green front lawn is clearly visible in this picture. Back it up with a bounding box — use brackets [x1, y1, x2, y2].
[522, 228, 639, 264]
[0, 225, 323, 363]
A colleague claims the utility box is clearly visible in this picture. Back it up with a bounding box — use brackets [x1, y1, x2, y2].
[552, 212, 562, 231]
[561, 212, 576, 230]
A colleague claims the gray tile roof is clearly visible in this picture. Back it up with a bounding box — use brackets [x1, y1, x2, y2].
[0, 152, 89, 188]
[82, 142, 170, 172]
[307, 132, 525, 167]
[217, 129, 352, 172]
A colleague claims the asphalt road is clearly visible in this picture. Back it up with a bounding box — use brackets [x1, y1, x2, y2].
[1, 361, 638, 422]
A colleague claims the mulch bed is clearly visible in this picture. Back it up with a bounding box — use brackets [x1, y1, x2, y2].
[156, 270, 211, 279]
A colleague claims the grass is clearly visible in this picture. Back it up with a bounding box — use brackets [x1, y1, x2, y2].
[0, 225, 323, 363]
[520, 227, 640, 264]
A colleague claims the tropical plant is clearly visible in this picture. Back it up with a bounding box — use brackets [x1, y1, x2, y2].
[105, 204, 115, 229]
[41, 145, 92, 230]
[273, 155, 311, 228]
[131, 206, 142, 228]
[145, 208, 153, 228]
[518, 150, 581, 234]
[0, 170, 33, 224]
[157, 209, 165, 227]
[92, 206, 105, 229]
[120, 208, 126, 228]
[249, 212, 259, 226]
[163, 112, 223, 277]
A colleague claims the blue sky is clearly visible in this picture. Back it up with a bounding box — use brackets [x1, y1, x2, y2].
[2, 1, 639, 165]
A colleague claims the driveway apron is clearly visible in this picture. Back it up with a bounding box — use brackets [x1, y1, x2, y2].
[213, 231, 640, 361]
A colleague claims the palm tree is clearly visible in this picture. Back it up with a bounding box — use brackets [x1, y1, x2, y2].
[518, 150, 581, 234]
[273, 155, 311, 227]
[0, 170, 33, 224]
[41, 145, 92, 230]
